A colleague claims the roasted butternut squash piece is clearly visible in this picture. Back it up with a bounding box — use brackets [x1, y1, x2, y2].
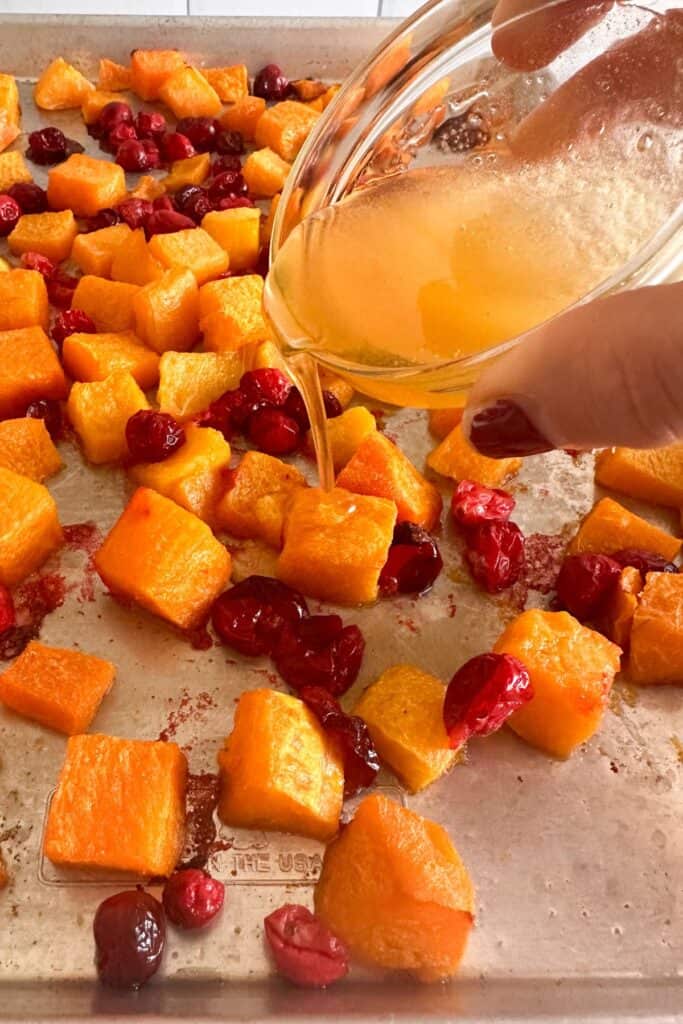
[67, 369, 149, 464]
[428, 407, 464, 440]
[8, 210, 78, 264]
[97, 58, 132, 92]
[201, 64, 248, 103]
[219, 96, 266, 140]
[201, 207, 260, 271]
[157, 350, 241, 420]
[81, 89, 122, 125]
[428, 423, 521, 487]
[254, 100, 320, 162]
[0, 467, 63, 587]
[34, 57, 93, 110]
[215, 451, 307, 548]
[599, 566, 642, 651]
[0, 325, 67, 418]
[71, 275, 140, 333]
[130, 49, 185, 101]
[71, 222, 132, 277]
[62, 330, 159, 390]
[0, 270, 49, 332]
[0, 418, 62, 482]
[134, 268, 199, 354]
[242, 148, 290, 198]
[158, 65, 222, 118]
[311, 406, 377, 472]
[110, 228, 165, 286]
[595, 444, 683, 509]
[568, 497, 681, 562]
[630, 573, 683, 684]
[162, 152, 211, 193]
[148, 228, 229, 285]
[48, 154, 127, 218]
[0, 151, 32, 192]
[199, 275, 268, 352]
[0, 74, 20, 152]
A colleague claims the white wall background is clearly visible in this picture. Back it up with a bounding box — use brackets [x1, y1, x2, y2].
[0, 0, 421, 15]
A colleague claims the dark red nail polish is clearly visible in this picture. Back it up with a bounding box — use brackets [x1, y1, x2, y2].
[468, 400, 553, 458]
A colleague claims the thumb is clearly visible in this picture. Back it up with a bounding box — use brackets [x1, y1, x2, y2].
[463, 283, 683, 457]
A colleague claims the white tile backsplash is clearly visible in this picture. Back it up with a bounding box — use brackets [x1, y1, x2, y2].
[379, 0, 420, 12]
[1, 0, 187, 11]
[189, 0, 380, 14]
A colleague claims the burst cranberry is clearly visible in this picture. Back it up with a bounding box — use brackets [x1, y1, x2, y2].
[0, 194, 20, 236]
[274, 615, 365, 697]
[465, 521, 525, 592]
[556, 553, 622, 620]
[20, 251, 55, 278]
[98, 101, 134, 134]
[116, 197, 153, 230]
[162, 869, 224, 930]
[611, 548, 678, 575]
[451, 479, 515, 527]
[144, 209, 196, 237]
[84, 207, 121, 231]
[126, 410, 185, 463]
[0, 584, 16, 634]
[248, 408, 300, 455]
[196, 388, 250, 436]
[135, 110, 167, 139]
[379, 522, 443, 596]
[300, 686, 380, 797]
[153, 195, 175, 213]
[65, 138, 85, 158]
[264, 905, 349, 988]
[215, 130, 244, 155]
[240, 368, 292, 408]
[47, 269, 79, 309]
[8, 182, 47, 214]
[174, 185, 203, 211]
[211, 153, 242, 176]
[26, 126, 68, 164]
[102, 121, 138, 154]
[212, 575, 309, 657]
[443, 652, 533, 749]
[116, 138, 160, 172]
[323, 391, 342, 419]
[215, 194, 255, 211]
[51, 308, 96, 349]
[208, 170, 248, 203]
[175, 187, 212, 223]
[93, 889, 165, 990]
[255, 246, 270, 276]
[162, 132, 196, 162]
[175, 117, 219, 152]
[25, 399, 63, 440]
[253, 63, 290, 102]
[284, 387, 341, 429]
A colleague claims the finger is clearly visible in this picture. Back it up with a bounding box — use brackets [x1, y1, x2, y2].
[463, 283, 683, 456]
[492, 0, 613, 70]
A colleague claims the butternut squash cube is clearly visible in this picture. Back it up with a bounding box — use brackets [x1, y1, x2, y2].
[0, 418, 62, 482]
[242, 147, 290, 198]
[130, 49, 185, 102]
[148, 228, 228, 286]
[134, 268, 199, 354]
[0, 326, 67, 417]
[429, 407, 464, 440]
[277, 486, 396, 605]
[0, 74, 20, 152]
[630, 573, 683, 684]
[158, 65, 222, 119]
[217, 688, 343, 842]
[94, 486, 231, 629]
[0, 270, 49, 331]
[199, 275, 268, 352]
[34, 57, 93, 111]
[71, 275, 140, 333]
[62, 330, 159, 390]
[427, 423, 522, 487]
[201, 207, 260, 271]
[81, 89, 122, 125]
[97, 58, 132, 92]
[110, 228, 165, 286]
[251, 338, 285, 371]
[162, 153, 211, 193]
[0, 467, 62, 586]
[0, 641, 114, 735]
[201, 65, 248, 103]
[44, 734, 187, 876]
[67, 369, 149, 465]
[595, 444, 683, 509]
[71, 222, 132, 277]
[254, 100, 320, 162]
[8, 210, 78, 264]
[568, 497, 681, 562]
[0, 151, 32, 192]
[355, 665, 456, 793]
[494, 609, 621, 758]
[219, 96, 266, 140]
[215, 451, 307, 548]
[128, 174, 166, 202]
[315, 794, 474, 982]
[48, 154, 127, 218]
[314, 406, 377, 472]
[157, 350, 242, 420]
[599, 566, 642, 651]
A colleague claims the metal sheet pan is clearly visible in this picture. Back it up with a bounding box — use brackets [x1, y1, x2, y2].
[0, 15, 681, 1024]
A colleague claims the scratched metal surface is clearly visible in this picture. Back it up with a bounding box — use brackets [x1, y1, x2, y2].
[0, 15, 682, 1024]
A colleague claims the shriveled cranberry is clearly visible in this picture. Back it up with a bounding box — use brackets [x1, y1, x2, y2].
[211, 153, 242, 177]
[0, 584, 16, 634]
[451, 479, 515, 527]
[65, 138, 85, 158]
[248, 408, 300, 455]
[144, 209, 196, 237]
[0, 194, 20, 236]
[282, 388, 310, 431]
[274, 615, 365, 698]
[208, 170, 248, 203]
[51, 308, 96, 349]
[162, 132, 196, 162]
[174, 184, 203, 211]
[26, 126, 68, 164]
[47, 269, 79, 309]
[264, 904, 349, 988]
[126, 410, 185, 463]
[135, 110, 167, 140]
[465, 521, 525, 592]
[379, 521, 443, 596]
[102, 121, 138, 154]
[0, 625, 36, 660]
[253, 63, 290, 102]
[323, 391, 343, 419]
[212, 575, 309, 657]
[116, 197, 154, 230]
[84, 207, 121, 232]
[116, 138, 160, 172]
[94, 888, 165, 990]
[97, 101, 134, 134]
[240, 368, 292, 408]
[175, 117, 219, 152]
[162, 869, 224, 930]
[556, 553, 622, 620]
[25, 399, 63, 440]
[215, 194, 255, 211]
[611, 548, 678, 575]
[175, 187, 212, 224]
[443, 652, 533, 749]
[215, 130, 244, 155]
[20, 251, 55, 278]
[153, 195, 175, 213]
[196, 388, 250, 437]
[8, 182, 47, 214]
[300, 686, 380, 797]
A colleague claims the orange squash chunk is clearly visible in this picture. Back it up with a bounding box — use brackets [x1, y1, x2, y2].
[217, 688, 343, 842]
[0, 74, 20, 152]
[219, 96, 266, 140]
[8, 210, 78, 264]
[81, 89, 122, 125]
[428, 407, 464, 440]
[48, 154, 127, 218]
[630, 573, 683, 684]
[148, 228, 228, 286]
[0, 270, 49, 331]
[277, 486, 396, 605]
[242, 148, 291, 198]
[494, 609, 621, 758]
[72, 275, 140, 333]
[201, 65, 248, 103]
[128, 174, 166, 202]
[158, 65, 222, 119]
[130, 49, 185, 101]
[201, 207, 260, 271]
[199, 275, 268, 352]
[62, 330, 159, 390]
[568, 497, 681, 562]
[0, 151, 32, 193]
[337, 431, 442, 531]
[97, 58, 132, 92]
[595, 444, 683, 509]
[310, 406, 377, 472]
[315, 794, 474, 982]
[34, 57, 93, 110]
[162, 152, 211, 193]
[251, 338, 285, 371]
[44, 733, 187, 876]
[428, 423, 522, 487]
[0, 468, 62, 587]
[599, 566, 642, 651]
[134, 268, 199, 354]
[110, 228, 165, 286]
[254, 100, 320, 162]
[67, 370, 149, 465]
[216, 451, 307, 548]
[71, 222, 132, 277]
[0, 641, 114, 735]
[157, 350, 242, 420]
[94, 487, 231, 629]
[0, 326, 67, 418]
[0, 418, 62, 482]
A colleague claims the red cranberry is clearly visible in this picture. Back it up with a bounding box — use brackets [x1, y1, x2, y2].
[264, 904, 349, 988]
[611, 548, 678, 575]
[116, 198, 154, 230]
[84, 208, 121, 232]
[25, 399, 63, 441]
[274, 615, 365, 698]
[255, 247, 270, 277]
[248, 408, 300, 455]
[175, 117, 219, 153]
[153, 195, 175, 212]
[26, 126, 68, 165]
[444, 652, 533, 749]
[300, 686, 380, 797]
[253, 63, 290, 102]
[451, 479, 515, 527]
[208, 171, 248, 203]
[51, 308, 96, 349]
[0, 194, 20, 236]
[379, 522, 443, 596]
[240, 368, 292, 408]
[0, 625, 37, 661]
[212, 575, 308, 657]
[215, 130, 244, 156]
[282, 388, 309, 431]
[126, 410, 185, 463]
[174, 184, 203, 211]
[65, 138, 85, 158]
[556, 554, 622, 620]
[47, 269, 79, 310]
[196, 388, 250, 437]
[0, 584, 16, 634]
[8, 182, 47, 214]
[93, 889, 165, 990]
[215, 195, 255, 211]
[465, 521, 525, 592]
[97, 101, 134, 134]
[323, 391, 343, 419]
[116, 138, 160, 172]
[176, 187, 212, 224]
[211, 154, 242, 177]
[162, 132, 196, 162]
[144, 209, 196, 237]
[135, 110, 167, 140]
[102, 121, 138, 154]
[162, 869, 224, 930]
[20, 251, 55, 278]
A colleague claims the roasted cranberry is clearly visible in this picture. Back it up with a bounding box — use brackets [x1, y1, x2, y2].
[443, 652, 533, 749]
[20, 251, 55, 278]
[0, 625, 36, 660]
[116, 197, 154, 230]
[135, 110, 167, 139]
[65, 138, 85, 158]
[215, 194, 255, 211]
[126, 410, 185, 463]
[451, 479, 515, 527]
[176, 187, 212, 224]
[162, 132, 196, 162]
[264, 904, 349, 988]
[162, 869, 224, 930]
[26, 126, 68, 165]
[323, 391, 343, 419]
[611, 548, 678, 575]
[47, 269, 79, 309]
[0, 194, 20, 236]
[253, 63, 290, 102]
[93, 888, 165, 990]
[8, 182, 47, 214]
[84, 207, 121, 231]
[174, 185, 203, 211]
[215, 130, 244, 155]
[240, 368, 292, 408]
[144, 209, 196, 237]
[116, 138, 160, 172]
[153, 195, 175, 213]
[0, 584, 16, 634]
[254, 246, 270, 277]
[210, 153, 242, 177]
[97, 101, 134, 134]
[465, 520, 525, 592]
[196, 388, 250, 437]
[274, 615, 365, 698]
[283, 386, 342, 430]
[212, 575, 309, 657]
[102, 121, 138, 154]
[175, 117, 219, 152]
[556, 553, 622, 620]
[433, 109, 490, 153]
[380, 521, 443, 596]
[25, 399, 63, 440]
[208, 170, 248, 203]
[300, 686, 380, 797]
[51, 308, 96, 349]
[248, 408, 300, 455]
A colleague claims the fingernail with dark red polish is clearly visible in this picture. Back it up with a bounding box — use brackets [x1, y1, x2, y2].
[468, 400, 553, 458]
